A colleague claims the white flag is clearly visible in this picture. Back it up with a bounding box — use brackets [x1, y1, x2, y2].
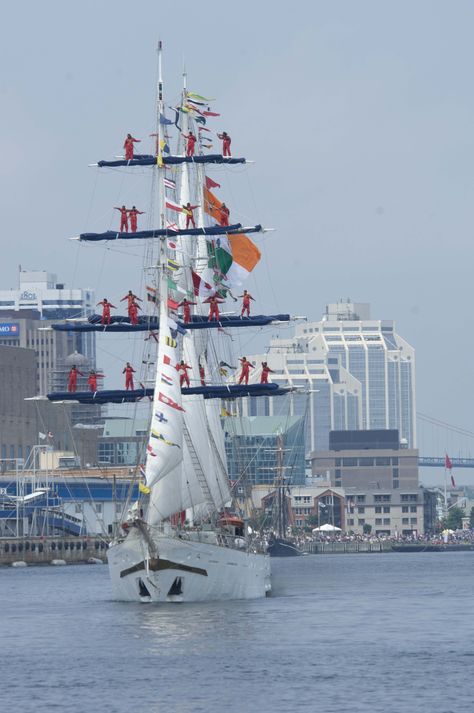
[39, 432, 47, 440]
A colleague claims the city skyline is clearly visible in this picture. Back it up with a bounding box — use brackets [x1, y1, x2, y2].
[1, 1, 473, 475]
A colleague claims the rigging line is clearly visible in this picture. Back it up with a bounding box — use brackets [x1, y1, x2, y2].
[59, 403, 108, 539]
[417, 412, 474, 439]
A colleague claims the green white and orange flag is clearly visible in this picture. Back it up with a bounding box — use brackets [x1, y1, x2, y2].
[203, 186, 261, 288]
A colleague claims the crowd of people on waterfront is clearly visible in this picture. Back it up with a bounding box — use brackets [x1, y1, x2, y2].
[290, 529, 474, 547]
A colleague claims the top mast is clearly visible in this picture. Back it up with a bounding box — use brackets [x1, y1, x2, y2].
[156, 40, 166, 232]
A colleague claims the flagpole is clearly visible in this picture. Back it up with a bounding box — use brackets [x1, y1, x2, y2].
[444, 462, 448, 518]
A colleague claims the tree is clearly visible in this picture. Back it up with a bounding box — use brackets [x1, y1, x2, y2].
[441, 506, 464, 531]
[470, 507, 474, 529]
[363, 523, 372, 535]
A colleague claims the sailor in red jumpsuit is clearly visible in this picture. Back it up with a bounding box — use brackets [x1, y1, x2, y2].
[123, 362, 136, 390]
[182, 203, 199, 229]
[217, 132, 231, 156]
[176, 360, 192, 388]
[129, 206, 145, 233]
[260, 362, 275, 384]
[129, 300, 141, 326]
[199, 363, 206, 386]
[204, 295, 225, 322]
[67, 365, 84, 393]
[114, 205, 129, 232]
[238, 290, 255, 317]
[238, 357, 254, 385]
[178, 298, 197, 324]
[219, 203, 230, 227]
[87, 370, 104, 392]
[120, 290, 142, 324]
[182, 132, 197, 157]
[97, 298, 116, 326]
[124, 133, 141, 160]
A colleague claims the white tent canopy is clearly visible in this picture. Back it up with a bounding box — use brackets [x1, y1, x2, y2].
[312, 524, 342, 533]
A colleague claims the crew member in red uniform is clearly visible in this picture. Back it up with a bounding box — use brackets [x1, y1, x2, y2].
[114, 205, 129, 232]
[87, 370, 104, 392]
[176, 360, 192, 388]
[129, 206, 145, 233]
[182, 202, 199, 229]
[218, 203, 230, 226]
[178, 298, 197, 324]
[124, 133, 141, 160]
[67, 365, 84, 393]
[182, 131, 197, 157]
[204, 294, 225, 322]
[217, 131, 231, 156]
[260, 362, 275, 384]
[123, 362, 136, 390]
[97, 298, 116, 326]
[120, 290, 142, 325]
[129, 300, 141, 326]
[199, 363, 206, 386]
[238, 357, 254, 385]
[238, 290, 255, 317]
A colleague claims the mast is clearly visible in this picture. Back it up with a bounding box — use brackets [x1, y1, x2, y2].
[157, 40, 165, 232]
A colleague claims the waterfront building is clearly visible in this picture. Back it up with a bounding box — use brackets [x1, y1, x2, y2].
[245, 300, 416, 452]
[310, 429, 428, 536]
[0, 270, 96, 395]
[224, 415, 306, 486]
[251, 484, 346, 530]
[0, 467, 135, 537]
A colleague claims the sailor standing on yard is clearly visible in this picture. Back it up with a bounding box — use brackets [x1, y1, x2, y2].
[123, 133, 141, 160]
[123, 362, 136, 390]
[238, 357, 254, 385]
[129, 206, 145, 233]
[97, 298, 116, 325]
[217, 131, 231, 156]
[67, 365, 84, 393]
[182, 131, 197, 157]
[114, 205, 129, 232]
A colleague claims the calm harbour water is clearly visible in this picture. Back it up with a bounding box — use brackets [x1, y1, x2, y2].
[2, 552, 474, 713]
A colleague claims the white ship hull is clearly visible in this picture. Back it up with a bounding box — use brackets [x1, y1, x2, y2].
[107, 529, 271, 603]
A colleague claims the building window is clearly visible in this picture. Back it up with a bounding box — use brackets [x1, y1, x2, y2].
[374, 495, 391, 503]
[358, 507, 365, 514]
[358, 519, 365, 526]
[383, 506, 390, 513]
[402, 518, 409, 524]
[375, 457, 391, 466]
[95, 504, 102, 514]
[410, 506, 417, 513]
[383, 518, 390, 525]
[393, 468, 399, 478]
[410, 518, 417, 525]
[359, 458, 374, 466]
[393, 480, 399, 489]
[75, 504, 82, 514]
[357, 495, 365, 503]
[343, 458, 357, 467]
[375, 518, 382, 525]
[392, 457, 399, 465]
[335, 469, 341, 477]
[401, 494, 417, 503]
[402, 506, 409, 513]
[375, 506, 382, 514]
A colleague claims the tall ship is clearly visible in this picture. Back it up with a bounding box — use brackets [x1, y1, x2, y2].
[46, 43, 295, 602]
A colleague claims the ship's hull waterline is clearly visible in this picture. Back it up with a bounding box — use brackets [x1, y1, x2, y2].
[107, 530, 271, 603]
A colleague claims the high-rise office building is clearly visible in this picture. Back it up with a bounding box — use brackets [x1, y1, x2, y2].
[0, 270, 96, 395]
[245, 300, 416, 452]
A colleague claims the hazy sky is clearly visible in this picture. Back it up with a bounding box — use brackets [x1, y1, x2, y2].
[2, 1, 474, 475]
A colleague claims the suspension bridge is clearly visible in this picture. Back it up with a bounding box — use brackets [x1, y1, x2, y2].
[417, 412, 474, 468]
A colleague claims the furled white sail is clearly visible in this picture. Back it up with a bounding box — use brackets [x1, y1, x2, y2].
[144, 278, 184, 489]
